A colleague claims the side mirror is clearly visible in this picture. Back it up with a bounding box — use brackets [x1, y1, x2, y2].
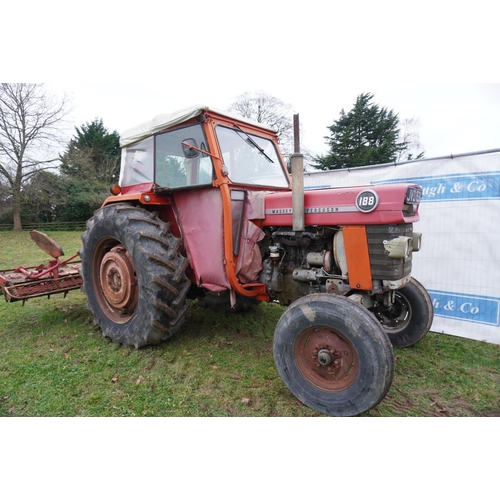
[182, 138, 200, 158]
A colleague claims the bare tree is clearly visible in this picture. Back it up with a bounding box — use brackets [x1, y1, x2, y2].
[228, 90, 317, 170]
[397, 117, 425, 161]
[229, 90, 295, 154]
[0, 83, 69, 230]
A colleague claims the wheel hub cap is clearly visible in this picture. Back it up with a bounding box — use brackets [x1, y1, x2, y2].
[99, 245, 138, 312]
[317, 349, 334, 366]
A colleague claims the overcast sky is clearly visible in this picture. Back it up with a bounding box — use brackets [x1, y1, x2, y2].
[4, 1, 498, 163]
[54, 82, 500, 161]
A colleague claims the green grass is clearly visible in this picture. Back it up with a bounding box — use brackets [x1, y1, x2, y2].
[1, 231, 499, 417]
[0, 230, 82, 270]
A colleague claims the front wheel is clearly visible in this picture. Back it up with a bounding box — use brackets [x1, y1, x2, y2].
[372, 278, 434, 348]
[274, 294, 394, 417]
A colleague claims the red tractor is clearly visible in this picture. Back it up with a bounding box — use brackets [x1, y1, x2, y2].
[75, 105, 432, 416]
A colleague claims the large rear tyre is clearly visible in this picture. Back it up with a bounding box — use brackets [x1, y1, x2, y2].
[80, 203, 191, 348]
[274, 294, 394, 417]
[372, 278, 434, 348]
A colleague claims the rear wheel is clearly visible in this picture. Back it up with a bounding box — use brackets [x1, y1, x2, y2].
[274, 294, 394, 417]
[372, 278, 434, 348]
[80, 203, 191, 348]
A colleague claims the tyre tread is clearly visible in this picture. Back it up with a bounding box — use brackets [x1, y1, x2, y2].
[79, 203, 191, 348]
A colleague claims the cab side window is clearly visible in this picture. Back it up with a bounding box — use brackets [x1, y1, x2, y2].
[120, 137, 154, 186]
[155, 124, 213, 188]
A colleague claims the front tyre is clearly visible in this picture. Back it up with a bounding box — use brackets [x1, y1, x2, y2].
[80, 203, 191, 348]
[274, 294, 394, 417]
[373, 278, 434, 348]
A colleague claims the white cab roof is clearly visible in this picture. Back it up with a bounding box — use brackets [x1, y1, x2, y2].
[120, 104, 276, 147]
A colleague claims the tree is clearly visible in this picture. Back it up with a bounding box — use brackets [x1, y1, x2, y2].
[18, 170, 109, 224]
[314, 93, 412, 170]
[19, 171, 66, 223]
[0, 83, 69, 230]
[59, 118, 121, 184]
[0, 179, 11, 224]
[228, 90, 318, 171]
[397, 117, 425, 161]
[229, 91, 293, 147]
[55, 178, 110, 222]
[57, 119, 120, 223]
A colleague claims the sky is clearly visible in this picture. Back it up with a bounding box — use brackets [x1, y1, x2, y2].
[55, 82, 500, 161]
[4, 1, 499, 164]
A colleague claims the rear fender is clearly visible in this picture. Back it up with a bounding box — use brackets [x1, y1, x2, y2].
[100, 192, 180, 239]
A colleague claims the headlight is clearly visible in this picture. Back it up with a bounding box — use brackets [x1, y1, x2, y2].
[412, 232, 422, 252]
[384, 236, 412, 259]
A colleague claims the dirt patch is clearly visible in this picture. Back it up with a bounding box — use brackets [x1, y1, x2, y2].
[383, 387, 479, 417]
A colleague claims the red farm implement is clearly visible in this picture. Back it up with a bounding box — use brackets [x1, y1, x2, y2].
[0, 231, 83, 303]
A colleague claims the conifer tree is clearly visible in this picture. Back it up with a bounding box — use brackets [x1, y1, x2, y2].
[314, 93, 407, 170]
[60, 119, 121, 183]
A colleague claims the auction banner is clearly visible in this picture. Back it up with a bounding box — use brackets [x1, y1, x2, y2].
[304, 150, 500, 345]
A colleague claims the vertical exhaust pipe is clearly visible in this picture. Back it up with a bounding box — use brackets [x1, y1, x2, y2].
[291, 114, 305, 231]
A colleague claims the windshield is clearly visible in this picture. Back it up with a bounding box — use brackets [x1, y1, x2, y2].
[216, 126, 289, 188]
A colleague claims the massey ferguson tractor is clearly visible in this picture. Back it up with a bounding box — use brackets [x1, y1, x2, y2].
[1, 105, 434, 416]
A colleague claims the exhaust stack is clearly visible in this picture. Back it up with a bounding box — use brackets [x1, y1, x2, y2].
[291, 114, 305, 231]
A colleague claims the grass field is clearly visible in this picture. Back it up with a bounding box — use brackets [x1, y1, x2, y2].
[1, 231, 499, 417]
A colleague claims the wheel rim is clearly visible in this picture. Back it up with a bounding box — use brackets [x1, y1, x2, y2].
[92, 237, 138, 323]
[375, 292, 411, 334]
[293, 326, 359, 392]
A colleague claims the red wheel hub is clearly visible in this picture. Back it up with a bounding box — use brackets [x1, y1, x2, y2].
[98, 245, 138, 314]
[294, 326, 359, 392]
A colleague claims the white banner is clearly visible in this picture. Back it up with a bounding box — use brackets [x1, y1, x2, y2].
[304, 150, 500, 345]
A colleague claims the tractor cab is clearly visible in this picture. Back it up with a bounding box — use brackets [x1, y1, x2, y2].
[116, 105, 290, 195]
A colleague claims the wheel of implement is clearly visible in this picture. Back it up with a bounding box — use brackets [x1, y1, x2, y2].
[79, 203, 191, 348]
[372, 278, 434, 348]
[273, 294, 394, 417]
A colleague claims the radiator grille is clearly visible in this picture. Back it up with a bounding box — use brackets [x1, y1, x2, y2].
[366, 224, 413, 280]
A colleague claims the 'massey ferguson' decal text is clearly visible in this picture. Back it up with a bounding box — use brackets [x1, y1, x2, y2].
[265, 205, 359, 215]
